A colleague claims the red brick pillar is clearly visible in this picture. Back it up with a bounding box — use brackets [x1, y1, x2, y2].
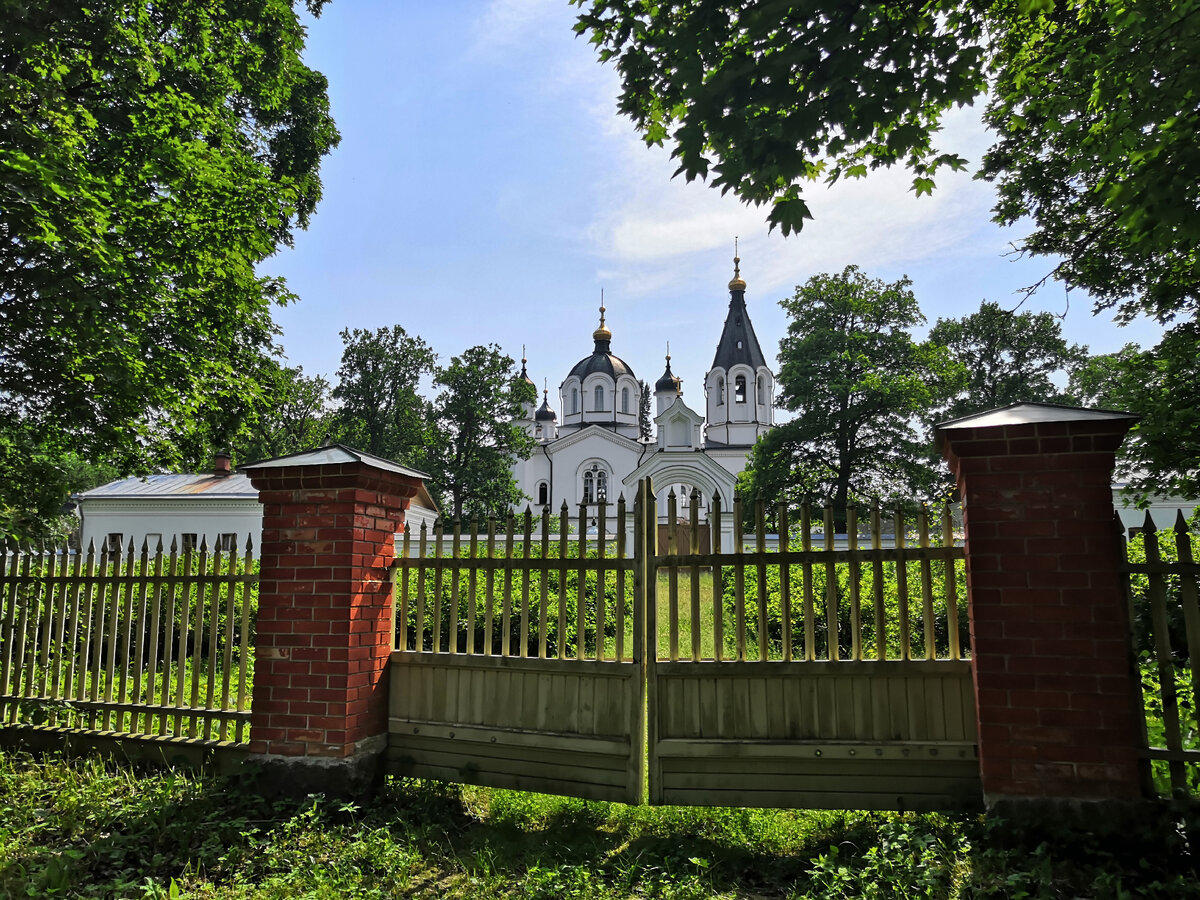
[938, 404, 1145, 807]
[242, 447, 425, 796]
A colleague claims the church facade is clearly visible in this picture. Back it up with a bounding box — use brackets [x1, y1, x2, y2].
[510, 259, 775, 545]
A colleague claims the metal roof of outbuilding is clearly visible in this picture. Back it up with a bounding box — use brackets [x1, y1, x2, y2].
[78, 472, 259, 501]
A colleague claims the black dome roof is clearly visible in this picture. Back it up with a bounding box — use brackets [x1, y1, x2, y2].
[654, 356, 679, 393]
[535, 392, 557, 421]
[567, 337, 636, 381]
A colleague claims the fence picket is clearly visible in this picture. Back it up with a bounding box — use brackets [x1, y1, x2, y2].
[801, 501, 815, 662]
[615, 496, 625, 661]
[755, 496, 768, 662]
[667, 489, 679, 662]
[943, 506, 961, 660]
[690, 490, 701, 662]
[847, 506, 862, 662]
[733, 495, 746, 662]
[597, 502, 607, 661]
[1143, 512, 1186, 792]
[710, 495, 724, 662]
[919, 506, 936, 660]
[778, 503, 792, 662]
[450, 519, 462, 654]
[576, 502, 587, 660]
[433, 519, 445, 653]
[894, 507, 910, 661]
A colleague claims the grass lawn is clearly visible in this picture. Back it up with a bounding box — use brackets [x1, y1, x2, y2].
[2, 751, 1198, 899]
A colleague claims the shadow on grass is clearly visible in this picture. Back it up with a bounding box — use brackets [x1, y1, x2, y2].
[5, 757, 1200, 899]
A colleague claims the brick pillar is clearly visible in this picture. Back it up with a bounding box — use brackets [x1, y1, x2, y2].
[243, 448, 424, 796]
[938, 404, 1145, 807]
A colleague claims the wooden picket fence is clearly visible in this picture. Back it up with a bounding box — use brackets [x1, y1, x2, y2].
[1124, 510, 1200, 797]
[0, 538, 257, 745]
[395, 492, 966, 663]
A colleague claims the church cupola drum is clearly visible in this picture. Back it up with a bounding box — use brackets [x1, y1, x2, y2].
[704, 254, 775, 446]
[560, 303, 641, 440]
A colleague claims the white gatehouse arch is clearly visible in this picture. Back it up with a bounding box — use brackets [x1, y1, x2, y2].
[622, 453, 738, 552]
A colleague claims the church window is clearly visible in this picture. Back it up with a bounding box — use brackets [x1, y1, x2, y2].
[757, 376, 765, 405]
[737, 340, 743, 349]
[717, 378, 725, 404]
[583, 471, 594, 504]
[594, 385, 604, 410]
[597, 471, 608, 502]
[735, 375, 746, 403]
[621, 387, 629, 413]
[571, 387, 579, 414]
[538, 482, 548, 505]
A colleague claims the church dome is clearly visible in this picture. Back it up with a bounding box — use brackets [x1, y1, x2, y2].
[567, 305, 636, 381]
[535, 390, 557, 421]
[655, 355, 680, 393]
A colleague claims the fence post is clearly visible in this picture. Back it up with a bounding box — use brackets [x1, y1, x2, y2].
[242, 446, 426, 798]
[937, 403, 1145, 812]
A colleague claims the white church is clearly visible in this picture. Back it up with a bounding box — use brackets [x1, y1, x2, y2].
[510, 257, 775, 547]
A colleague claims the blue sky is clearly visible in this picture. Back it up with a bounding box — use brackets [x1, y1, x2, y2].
[263, 0, 1164, 409]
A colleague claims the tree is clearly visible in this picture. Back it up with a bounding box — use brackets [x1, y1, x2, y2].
[0, 1, 339, 474]
[331, 326, 436, 464]
[422, 346, 537, 521]
[638, 380, 652, 441]
[928, 300, 1086, 423]
[1070, 331, 1200, 501]
[572, 1, 1199, 324]
[981, 0, 1200, 322]
[232, 365, 333, 463]
[744, 266, 963, 521]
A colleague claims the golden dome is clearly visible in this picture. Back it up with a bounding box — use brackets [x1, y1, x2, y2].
[728, 255, 746, 291]
[592, 304, 612, 341]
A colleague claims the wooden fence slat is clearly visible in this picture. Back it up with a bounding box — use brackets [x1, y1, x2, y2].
[189, 538, 211, 738]
[520, 508, 532, 658]
[801, 501, 815, 662]
[848, 507, 862, 662]
[823, 504, 839, 662]
[399, 525, 411, 650]
[711, 495, 724, 662]
[943, 506, 961, 660]
[160, 539, 180, 736]
[755, 495, 768, 662]
[450, 519, 462, 655]
[220, 539, 240, 737]
[778, 503, 792, 662]
[895, 508, 911, 661]
[576, 502, 587, 661]
[538, 508, 550, 659]
[872, 505, 886, 661]
[130, 539, 152, 732]
[433, 519, 445, 653]
[667, 489, 679, 662]
[0, 543, 21, 720]
[597, 502, 607, 661]
[484, 517, 496, 656]
[689, 490, 701, 662]
[1143, 513, 1187, 792]
[416, 522, 429, 652]
[615, 496, 626, 662]
[558, 502, 568, 660]
[144, 540, 165, 733]
[733, 495, 746, 662]
[1174, 511, 1200, 760]
[48, 546, 70, 723]
[235, 538, 254, 743]
[918, 506, 936, 661]
[467, 518, 480, 655]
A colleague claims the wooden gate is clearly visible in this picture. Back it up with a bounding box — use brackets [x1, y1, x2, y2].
[644, 485, 979, 810]
[386, 491, 647, 803]
[387, 479, 981, 810]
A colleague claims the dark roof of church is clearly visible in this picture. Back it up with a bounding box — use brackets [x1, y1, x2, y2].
[654, 357, 679, 392]
[568, 336, 636, 381]
[535, 393, 557, 421]
[711, 287, 768, 373]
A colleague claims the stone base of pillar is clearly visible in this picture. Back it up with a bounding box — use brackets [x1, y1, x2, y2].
[244, 734, 388, 800]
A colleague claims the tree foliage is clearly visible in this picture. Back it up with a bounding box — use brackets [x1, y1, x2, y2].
[743, 266, 963, 521]
[1070, 329, 1200, 501]
[638, 380, 652, 441]
[981, 0, 1200, 321]
[422, 345, 537, 521]
[232, 364, 333, 464]
[572, 0, 1199, 324]
[0, 1, 339, 473]
[331, 326, 436, 465]
[571, 1, 985, 235]
[928, 300, 1086, 422]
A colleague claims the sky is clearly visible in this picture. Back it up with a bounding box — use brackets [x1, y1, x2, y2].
[263, 0, 1165, 412]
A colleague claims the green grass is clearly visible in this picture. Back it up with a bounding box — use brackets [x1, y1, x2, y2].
[1, 750, 1198, 899]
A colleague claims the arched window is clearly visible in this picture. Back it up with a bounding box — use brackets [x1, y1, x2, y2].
[734, 375, 747, 403]
[621, 387, 629, 414]
[571, 387, 579, 414]
[537, 482, 548, 505]
[757, 375, 765, 405]
[594, 385, 604, 410]
[717, 377, 725, 404]
[582, 471, 594, 504]
[597, 471, 608, 503]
